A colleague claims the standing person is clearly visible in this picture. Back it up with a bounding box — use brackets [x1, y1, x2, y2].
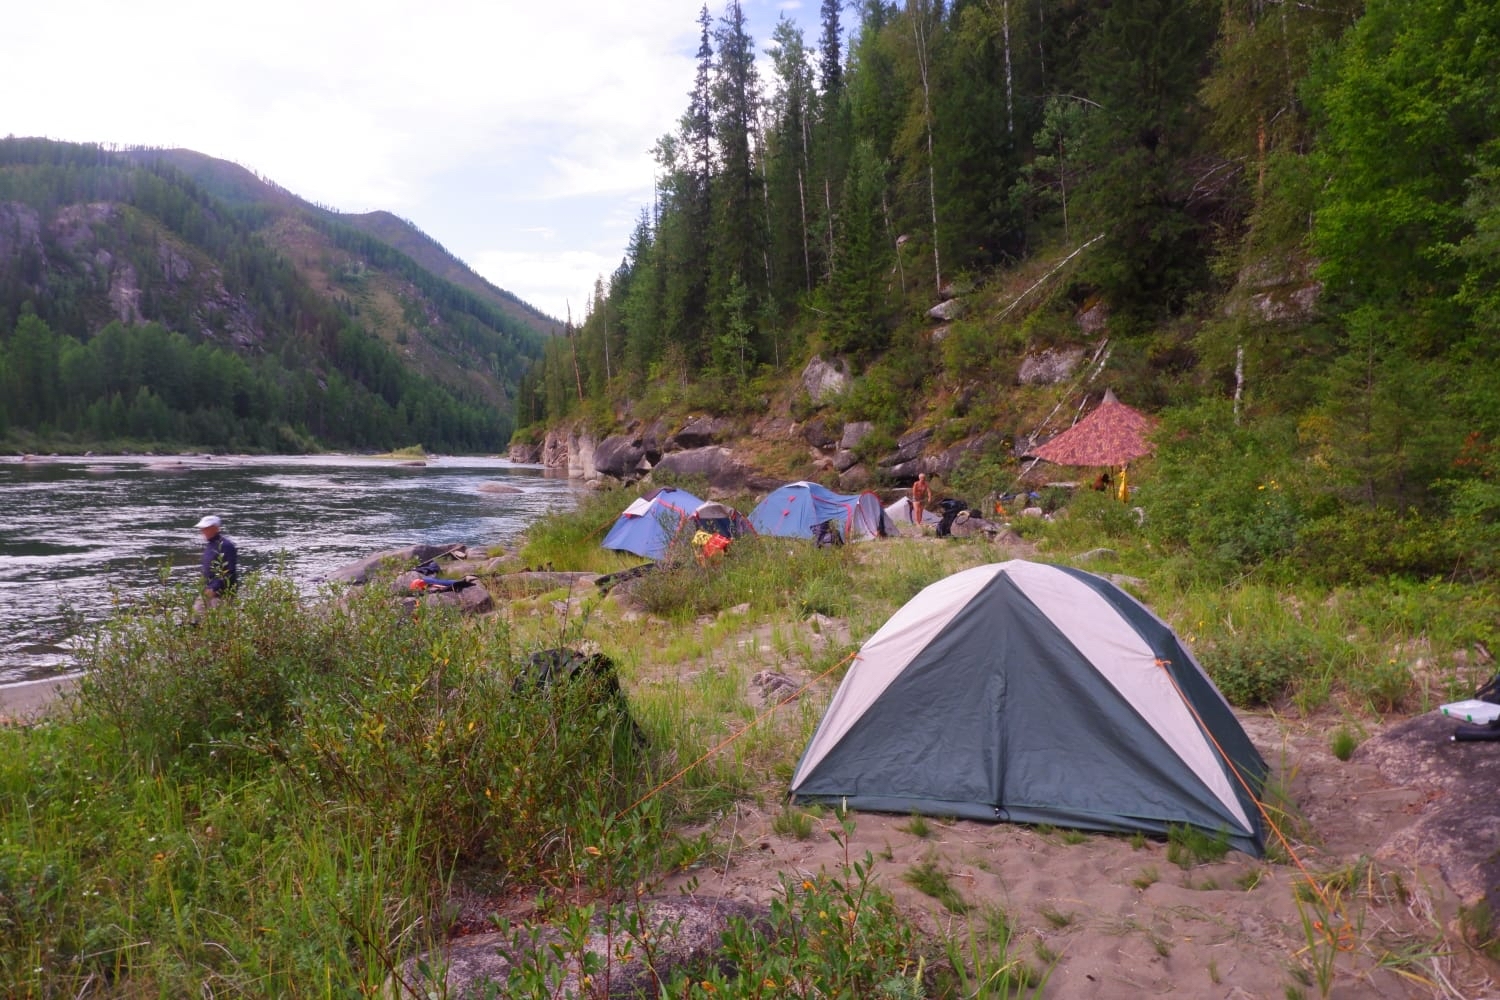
[910, 473, 933, 527]
[194, 515, 239, 609]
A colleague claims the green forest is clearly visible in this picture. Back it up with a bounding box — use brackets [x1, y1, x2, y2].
[0, 138, 544, 454]
[517, 0, 1500, 578]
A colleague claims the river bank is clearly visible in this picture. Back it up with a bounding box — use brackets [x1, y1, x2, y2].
[0, 674, 77, 723]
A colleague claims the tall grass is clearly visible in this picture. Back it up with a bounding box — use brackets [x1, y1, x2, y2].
[1, 576, 659, 997]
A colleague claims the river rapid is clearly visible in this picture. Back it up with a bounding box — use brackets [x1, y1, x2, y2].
[0, 454, 582, 685]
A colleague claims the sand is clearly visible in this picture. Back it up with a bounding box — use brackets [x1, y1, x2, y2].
[7, 671, 1496, 998]
[654, 707, 1500, 999]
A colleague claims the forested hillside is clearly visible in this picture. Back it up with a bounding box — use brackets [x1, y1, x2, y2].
[517, 0, 1500, 581]
[0, 138, 551, 454]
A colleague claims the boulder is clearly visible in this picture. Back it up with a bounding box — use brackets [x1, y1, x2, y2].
[837, 463, 871, 490]
[927, 298, 965, 321]
[476, 482, 523, 494]
[800, 355, 849, 405]
[670, 415, 733, 450]
[328, 544, 467, 585]
[1358, 710, 1500, 910]
[800, 416, 839, 450]
[839, 420, 874, 451]
[1017, 347, 1085, 386]
[592, 434, 654, 480]
[878, 427, 933, 470]
[831, 449, 860, 473]
[507, 441, 543, 464]
[393, 896, 772, 999]
[651, 446, 753, 493]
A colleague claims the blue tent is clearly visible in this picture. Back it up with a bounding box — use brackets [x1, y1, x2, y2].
[601, 486, 705, 561]
[749, 481, 895, 542]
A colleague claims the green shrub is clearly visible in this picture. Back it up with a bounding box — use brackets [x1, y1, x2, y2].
[1200, 629, 1309, 707]
[77, 575, 341, 769]
[1138, 402, 1304, 575]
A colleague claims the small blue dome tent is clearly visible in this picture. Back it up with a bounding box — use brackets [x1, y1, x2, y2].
[602, 488, 754, 562]
[749, 481, 895, 542]
[601, 487, 704, 561]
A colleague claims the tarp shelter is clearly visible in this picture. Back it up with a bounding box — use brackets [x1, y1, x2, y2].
[749, 481, 896, 542]
[601, 487, 751, 562]
[790, 560, 1268, 855]
[1029, 389, 1156, 468]
[883, 496, 941, 534]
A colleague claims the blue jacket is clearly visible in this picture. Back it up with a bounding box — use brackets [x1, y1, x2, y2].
[202, 534, 239, 593]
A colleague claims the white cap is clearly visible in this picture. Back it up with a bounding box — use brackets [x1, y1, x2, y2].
[194, 515, 221, 529]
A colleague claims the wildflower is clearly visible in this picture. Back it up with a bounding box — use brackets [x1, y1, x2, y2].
[802, 879, 814, 891]
[585, 846, 602, 856]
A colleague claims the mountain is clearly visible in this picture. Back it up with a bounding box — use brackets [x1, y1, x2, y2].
[0, 137, 551, 453]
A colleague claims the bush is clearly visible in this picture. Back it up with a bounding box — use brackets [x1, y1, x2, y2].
[1137, 402, 1304, 576]
[77, 575, 341, 769]
[1199, 629, 1309, 707]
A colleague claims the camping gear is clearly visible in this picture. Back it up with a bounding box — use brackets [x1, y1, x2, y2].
[934, 498, 969, 537]
[1443, 672, 1500, 741]
[749, 481, 896, 542]
[1028, 389, 1157, 468]
[601, 489, 754, 562]
[813, 519, 844, 548]
[884, 495, 941, 532]
[790, 559, 1268, 855]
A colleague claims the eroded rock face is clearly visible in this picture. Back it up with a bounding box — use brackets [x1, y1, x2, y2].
[393, 896, 772, 1000]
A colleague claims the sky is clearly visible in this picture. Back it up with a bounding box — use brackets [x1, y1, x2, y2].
[3, 0, 820, 324]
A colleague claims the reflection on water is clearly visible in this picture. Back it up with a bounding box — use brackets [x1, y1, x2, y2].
[0, 454, 582, 684]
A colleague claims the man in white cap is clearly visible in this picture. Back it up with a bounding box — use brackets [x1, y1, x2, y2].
[194, 515, 239, 607]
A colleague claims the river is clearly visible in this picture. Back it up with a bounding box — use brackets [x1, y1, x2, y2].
[0, 454, 582, 685]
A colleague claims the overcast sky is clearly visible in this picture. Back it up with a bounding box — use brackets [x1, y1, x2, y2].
[4, 0, 819, 323]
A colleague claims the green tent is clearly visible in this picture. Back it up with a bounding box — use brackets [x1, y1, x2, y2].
[791, 560, 1268, 855]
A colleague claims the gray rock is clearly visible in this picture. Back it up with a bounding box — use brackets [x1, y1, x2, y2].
[800, 417, 838, 450]
[837, 463, 871, 490]
[1076, 547, 1116, 562]
[1017, 347, 1086, 386]
[329, 544, 468, 585]
[651, 446, 752, 493]
[800, 355, 849, 404]
[927, 298, 965, 321]
[592, 434, 655, 480]
[879, 427, 933, 468]
[477, 482, 523, 494]
[671, 415, 733, 449]
[839, 420, 874, 451]
[392, 896, 772, 999]
[831, 449, 860, 473]
[1359, 711, 1500, 910]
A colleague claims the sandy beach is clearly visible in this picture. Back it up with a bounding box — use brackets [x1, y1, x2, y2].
[0, 674, 78, 724]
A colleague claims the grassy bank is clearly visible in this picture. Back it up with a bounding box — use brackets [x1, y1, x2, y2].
[2, 486, 1495, 997]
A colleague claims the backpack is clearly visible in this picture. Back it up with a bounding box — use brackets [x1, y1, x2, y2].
[813, 519, 844, 548]
[1477, 672, 1500, 705]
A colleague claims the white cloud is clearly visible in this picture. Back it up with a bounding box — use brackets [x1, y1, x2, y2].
[3, 0, 817, 325]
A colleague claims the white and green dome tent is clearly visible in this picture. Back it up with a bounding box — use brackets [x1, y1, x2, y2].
[791, 560, 1268, 855]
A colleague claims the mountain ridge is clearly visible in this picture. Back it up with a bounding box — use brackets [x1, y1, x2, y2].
[0, 137, 549, 453]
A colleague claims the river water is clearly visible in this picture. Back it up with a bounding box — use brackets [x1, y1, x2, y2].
[0, 454, 582, 685]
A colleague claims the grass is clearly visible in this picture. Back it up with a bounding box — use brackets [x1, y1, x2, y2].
[5, 483, 1492, 996]
[904, 855, 971, 914]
